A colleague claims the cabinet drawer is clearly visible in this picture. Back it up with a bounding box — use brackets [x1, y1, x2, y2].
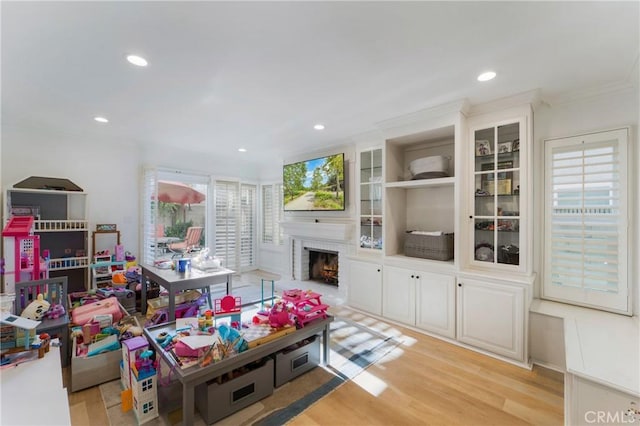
[274, 335, 320, 387]
[195, 358, 274, 424]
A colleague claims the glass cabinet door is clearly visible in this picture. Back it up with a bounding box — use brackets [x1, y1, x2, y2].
[359, 148, 383, 250]
[473, 122, 521, 266]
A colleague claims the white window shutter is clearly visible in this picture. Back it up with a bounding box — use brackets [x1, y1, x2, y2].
[544, 128, 629, 314]
[141, 167, 158, 266]
[240, 184, 256, 270]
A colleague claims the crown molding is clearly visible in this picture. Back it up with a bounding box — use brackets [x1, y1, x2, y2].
[544, 80, 637, 108]
[468, 89, 542, 116]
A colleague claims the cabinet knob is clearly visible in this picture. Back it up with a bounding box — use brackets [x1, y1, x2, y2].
[411, 275, 415, 278]
[416, 276, 420, 279]
[377, 269, 380, 272]
[469, 215, 473, 219]
[458, 283, 462, 287]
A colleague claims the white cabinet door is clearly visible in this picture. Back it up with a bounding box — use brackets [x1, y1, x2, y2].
[382, 265, 415, 325]
[348, 259, 382, 315]
[415, 272, 456, 338]
[456, 278, 524, 360]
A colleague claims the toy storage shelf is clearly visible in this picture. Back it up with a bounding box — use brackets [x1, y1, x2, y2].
[5, 180, 89, 292]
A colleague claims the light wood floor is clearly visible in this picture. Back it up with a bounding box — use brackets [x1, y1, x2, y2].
[64, 308, 563, 426]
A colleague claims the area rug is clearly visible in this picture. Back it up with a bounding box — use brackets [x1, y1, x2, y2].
[100, 312, 401, 425]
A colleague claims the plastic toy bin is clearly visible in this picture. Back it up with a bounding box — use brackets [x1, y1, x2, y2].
[195, 358, 274, 424]
[274, 335, 320, 387]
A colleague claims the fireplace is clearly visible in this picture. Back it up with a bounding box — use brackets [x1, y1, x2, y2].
[308, 249, 339, 285]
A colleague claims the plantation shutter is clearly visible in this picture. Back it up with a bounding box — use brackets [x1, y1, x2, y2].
[274, 183, 284, 245]
[215, 180, 239, 270]
[261, 183, 284, 246]
[543, 128, 629, 313]
[240, 184, 256, 270]
[262, 185, 273, 244]
[141, 167, 158, 266]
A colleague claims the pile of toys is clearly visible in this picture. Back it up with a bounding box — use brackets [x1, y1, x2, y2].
[70, 297, 142, 358]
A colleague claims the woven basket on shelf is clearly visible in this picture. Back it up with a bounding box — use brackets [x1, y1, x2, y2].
[404, 232, 454, 261]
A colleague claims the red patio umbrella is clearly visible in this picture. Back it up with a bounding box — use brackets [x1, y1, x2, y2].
[157, 181, 205, 204]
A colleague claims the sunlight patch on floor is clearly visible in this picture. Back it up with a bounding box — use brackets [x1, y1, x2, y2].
[351, 368, 388, 396]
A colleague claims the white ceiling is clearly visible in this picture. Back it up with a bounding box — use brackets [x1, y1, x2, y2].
[2, 1, 638, 170]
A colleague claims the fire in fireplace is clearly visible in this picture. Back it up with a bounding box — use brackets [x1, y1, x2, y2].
[308, 249, 339, 285]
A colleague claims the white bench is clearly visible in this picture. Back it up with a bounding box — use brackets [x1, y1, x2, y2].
[530, 300, 639, 425]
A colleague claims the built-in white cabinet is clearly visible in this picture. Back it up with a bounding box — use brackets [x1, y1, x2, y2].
[416, 272, 456, 338]
[382, 265, 416, 324]
[456, 277, 525, 361]
[383, 265, 456, 339]
[347, 100, 535, 366]
[348, 259, 383, 315]
[358, 148, 383, 251]
[384, 127, 457, 263]
[466, 106, 531, 274]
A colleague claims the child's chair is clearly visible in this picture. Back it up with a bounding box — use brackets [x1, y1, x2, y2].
[14, 276, 70, 366]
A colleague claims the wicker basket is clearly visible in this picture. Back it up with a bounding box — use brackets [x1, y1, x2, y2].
[404, 232, 454, 261]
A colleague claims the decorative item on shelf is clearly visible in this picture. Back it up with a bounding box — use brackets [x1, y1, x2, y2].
[475, 242, 494, 262]
[512, 139, 520, 152]
[475, 140, 491, 156]
[498, 244, 519, 265]
[497, 141, 513, 154]
[408, 155, 449, 180]
[483, 179, 512, 196]
[96, 224, 117, 232]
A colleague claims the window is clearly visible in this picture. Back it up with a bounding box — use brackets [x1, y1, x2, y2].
[215, 180, 239, 270]
[262, 183, 283, 245]
[214, 181, 257, 272]
[141, 168, 209, 265]
[543, 128, 629, 314]
[240, 184, 257, 269]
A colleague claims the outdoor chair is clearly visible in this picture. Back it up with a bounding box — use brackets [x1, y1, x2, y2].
[14, 276, 70, 367]
[168, 226, 204, 257]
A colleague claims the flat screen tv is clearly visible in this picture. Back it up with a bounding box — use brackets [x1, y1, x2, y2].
[283, 153, 345, 211]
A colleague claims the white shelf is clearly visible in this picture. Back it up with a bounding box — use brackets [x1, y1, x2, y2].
[385, 177, 455, 189]
[34, 220, 88, 231]
[48, 256, 89, 271]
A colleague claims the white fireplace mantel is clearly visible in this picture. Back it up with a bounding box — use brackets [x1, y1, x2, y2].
[280, 220, 354, 242]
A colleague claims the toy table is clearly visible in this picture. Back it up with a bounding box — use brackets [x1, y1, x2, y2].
[282, 290, 329, 326]
[140, 263, 234, 322]
[144, 315, 333, 426]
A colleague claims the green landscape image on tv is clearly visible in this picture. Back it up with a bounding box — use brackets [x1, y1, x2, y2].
[283, 153, 345, 211]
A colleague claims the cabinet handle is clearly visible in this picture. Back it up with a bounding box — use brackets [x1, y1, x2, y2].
[416, 276, 420, 279]
[469, 215, 473, 219]
[458, 283, 462, 287]
[377, 269, 380, 272]
[411, 275, 415, 278]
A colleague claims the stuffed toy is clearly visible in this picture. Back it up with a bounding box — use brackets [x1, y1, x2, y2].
[45, 303, 66, 319]
[21, 294, 50, 321]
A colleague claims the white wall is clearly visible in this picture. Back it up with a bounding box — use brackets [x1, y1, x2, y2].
[533, 88, 639, 314]
[1, 124, 261, 263]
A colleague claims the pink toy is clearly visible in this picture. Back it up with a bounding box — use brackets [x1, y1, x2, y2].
[46, 303, 66, 319]
[268, 301, 292, 328]
[72, 296, 123, 325]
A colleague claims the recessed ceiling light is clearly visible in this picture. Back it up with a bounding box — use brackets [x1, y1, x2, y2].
[94, 116, 109, 123]
[314, 124, 325, 130]
[238, 148, 247, 152]
[126, 55, 148, 67]
[477, 71, 496, 82]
